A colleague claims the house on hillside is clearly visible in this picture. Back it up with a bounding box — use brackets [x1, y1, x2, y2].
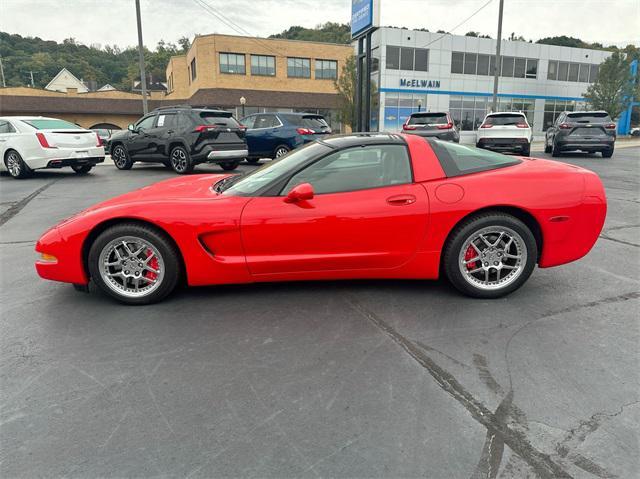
[45, 68, 90, 93]
[97, 84, 117, 91]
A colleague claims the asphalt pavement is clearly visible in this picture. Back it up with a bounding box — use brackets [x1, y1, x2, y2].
[1, 146, 638, 478]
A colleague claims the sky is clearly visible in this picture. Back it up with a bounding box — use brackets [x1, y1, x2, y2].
[1, 0, 638, 50]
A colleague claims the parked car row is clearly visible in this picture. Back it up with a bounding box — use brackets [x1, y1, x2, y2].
[1, 106, 620, 179]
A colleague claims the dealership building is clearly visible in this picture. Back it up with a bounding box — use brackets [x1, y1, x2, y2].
[367, 27, 613, 139]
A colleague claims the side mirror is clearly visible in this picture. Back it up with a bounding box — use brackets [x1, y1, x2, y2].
[284, 183, 314, 203]
[127, 124, 136, 132]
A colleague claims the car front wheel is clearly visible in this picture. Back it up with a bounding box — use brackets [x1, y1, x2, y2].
[220, 161, 240, 171]
[443, 213, 537, 298]
[4, 150, 32, 179]
[544, 137, 552, 153]
[88, 223, 180, 305]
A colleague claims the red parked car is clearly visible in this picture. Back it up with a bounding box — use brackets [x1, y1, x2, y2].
[35, 133, 606, 305]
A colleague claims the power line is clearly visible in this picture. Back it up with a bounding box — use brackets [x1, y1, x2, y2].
[416, 0, 495, 49]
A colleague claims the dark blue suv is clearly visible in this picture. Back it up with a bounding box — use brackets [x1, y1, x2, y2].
[240, 112, 331, 163]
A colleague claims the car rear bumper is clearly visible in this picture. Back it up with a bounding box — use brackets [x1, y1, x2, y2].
[25, 146, 106, 169]
[556, 138, 614, 151]
[205, 149, 249, 162]
[477, 137, 529, 152]
[46, 157, 105, 168]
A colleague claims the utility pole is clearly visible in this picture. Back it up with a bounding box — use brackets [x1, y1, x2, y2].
[0, 56, 6, 87]
[135, 0, 148, 114]
[29, 70, 35, 88]
[491, 0, 504, 112]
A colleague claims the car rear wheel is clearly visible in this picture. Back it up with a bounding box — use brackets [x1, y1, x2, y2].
[602, 147, 614, 158]
[4, 150, 32, 179]
[245, 158, 260, 165]
[551, 139, 561, 157]
[112, 145, 133, 170]
[443, 213, 537, 298]
[71, 165, 93, 174]
[88, 223, 180, 305]
[170, 146, 194, 174]
[220, 161, 240, 171]
[522, 143, 531, 156]
[273, 145, 290, 158]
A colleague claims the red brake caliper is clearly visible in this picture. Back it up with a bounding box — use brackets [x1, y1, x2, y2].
[464, 245, 478, 270]
[144, 249, 159, 280]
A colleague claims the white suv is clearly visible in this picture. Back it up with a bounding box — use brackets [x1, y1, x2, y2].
[476, 112, 533, 156]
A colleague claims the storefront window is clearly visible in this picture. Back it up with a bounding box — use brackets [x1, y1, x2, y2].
[287, 58, 311, 78]
[450, 96, 534, 131]
[220, 53, 246, 75]
[383, 92, 427, 131]
[251, 55, 275, 76]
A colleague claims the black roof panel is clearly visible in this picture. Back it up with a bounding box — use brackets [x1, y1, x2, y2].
[319, 132, 406, 149]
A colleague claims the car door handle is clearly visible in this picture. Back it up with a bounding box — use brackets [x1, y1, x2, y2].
[166, 130, 174, 134]
[386, 194, 416, 206]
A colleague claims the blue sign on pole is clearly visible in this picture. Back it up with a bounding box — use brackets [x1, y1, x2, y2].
[351, 0, 376, 38]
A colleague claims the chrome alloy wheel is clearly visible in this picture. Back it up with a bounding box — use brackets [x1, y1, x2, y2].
[98, 236, 165, 298]
[171, 149, 188, 172]
[458, 226, 527, 291]
[112, 146, 128, 168]
[6, 152, 22, 177]
[274, 147, 289, 158]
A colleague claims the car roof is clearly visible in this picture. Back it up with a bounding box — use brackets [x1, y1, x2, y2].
[150, 106, 230, 114]
[0, 116, 60, 121]
[485, 111, 526, 116]
[565, 110, 609, 115]
[319, 133, 406, 149]
[409, 111, 448, 115]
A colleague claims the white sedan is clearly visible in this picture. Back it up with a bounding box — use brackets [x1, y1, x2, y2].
[0, 116, 105, 179]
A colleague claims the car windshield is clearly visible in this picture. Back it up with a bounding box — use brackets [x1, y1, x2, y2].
[483, 114, 527, 126]
[220, 142, 331, 196]
[567, 112, 611, 123]
[408, 113, 448, 125]
[23, 119, 81, 130]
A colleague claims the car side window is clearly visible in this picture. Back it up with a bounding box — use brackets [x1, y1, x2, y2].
[157, 114, 177, 129]
[254, 114, 277, 129]
[241, 115, 256, 129]
[282, 144, 412, 195]
[136, 115, 156, 130]
[555, 114, 564, 126]
[0, 121, 16, 134]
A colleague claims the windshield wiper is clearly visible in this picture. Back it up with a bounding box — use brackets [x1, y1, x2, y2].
[213, 174, 241, 193]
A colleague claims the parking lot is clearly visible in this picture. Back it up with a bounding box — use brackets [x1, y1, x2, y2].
[1, 145, 638, 478]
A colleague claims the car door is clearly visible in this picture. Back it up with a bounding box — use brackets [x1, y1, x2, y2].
[240, 144, 429, 275]
[0, 120, 17, 163]
[153, 113, 178, 158]
[127, 114, 157, 158]
[247, 114, 281, 157]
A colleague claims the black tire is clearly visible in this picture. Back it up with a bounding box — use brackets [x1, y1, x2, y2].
[4, 150, 32, 179]
[220, 161, 240, 171]
[88, 223, 181, 305]
[273, 145, 290, 159]
[169, 145, 194, 174]
[245, 158, 260, 165]
[551, 139, 561, 157]
[601, 147, 614, 158]
[442, 212, 537, 299]
[112, 144, 133, 170]
[544, 137, 552, 153]
[71, 164, 93, 174]
[521, 143, 531, 157]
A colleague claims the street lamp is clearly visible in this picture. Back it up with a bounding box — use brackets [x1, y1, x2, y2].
[240, 96, 246, 118]
[417, 99, 423, 112]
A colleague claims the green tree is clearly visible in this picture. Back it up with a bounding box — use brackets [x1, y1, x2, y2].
[270, 22, 351, 44]
[583, 52, 636, 119]
[334, 55, 356, 129]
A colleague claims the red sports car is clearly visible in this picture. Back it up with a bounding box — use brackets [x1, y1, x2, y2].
[35, 133, 606, 305]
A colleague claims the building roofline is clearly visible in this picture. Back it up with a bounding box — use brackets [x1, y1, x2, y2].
[191, 32, 352, 49]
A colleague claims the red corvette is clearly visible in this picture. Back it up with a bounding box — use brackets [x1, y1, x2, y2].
[35, 133, 606, 305]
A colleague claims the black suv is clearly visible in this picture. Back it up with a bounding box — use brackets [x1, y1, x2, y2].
[108, 106, 248, 174]
[402, 112, 460, 142]
[545, 111, 616, 158]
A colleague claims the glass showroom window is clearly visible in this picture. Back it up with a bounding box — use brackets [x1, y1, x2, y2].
[449, 96, 488, 131]
[251, 55, 275, 76]
[543, 100, 581, 130]
[315, 59, 338, 79]
[464, 53, 477, 75]
[526, 59, 538, 78]
[383, 92, 427, 131]
[451, 52, 464, 74]
[386, 46, 429, 71]
[288, 57, 311, 78]
[220, 53, 246, 74]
